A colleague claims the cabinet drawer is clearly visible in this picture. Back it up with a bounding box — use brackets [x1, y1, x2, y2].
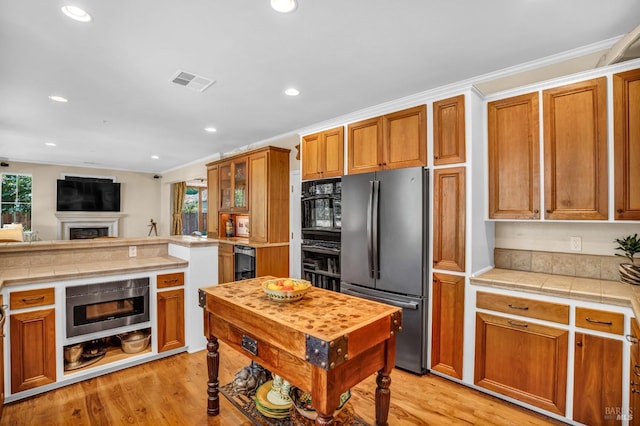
[476, 292, 569, 324]
[10, 287, 55, 309]
[156, 272, 185, 289]
[219, 243, 234, 254]
[575, 307, 624, 335]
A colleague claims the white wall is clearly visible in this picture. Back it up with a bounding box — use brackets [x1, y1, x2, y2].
[3, 161, 161, 240]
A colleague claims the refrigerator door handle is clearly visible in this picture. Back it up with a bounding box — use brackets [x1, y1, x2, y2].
[372, 180, 380, 279]
[367, 180, 374, 279]
[342, 288, 419, 310]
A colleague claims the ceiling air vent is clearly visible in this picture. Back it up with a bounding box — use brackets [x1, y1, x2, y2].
[170, 70, 215, 92]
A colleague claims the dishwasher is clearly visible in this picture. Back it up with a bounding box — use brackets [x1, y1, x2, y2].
[234, 245, 256, 280]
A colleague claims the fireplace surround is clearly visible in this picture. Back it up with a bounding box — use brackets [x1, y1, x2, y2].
[55, 212, 124, 240]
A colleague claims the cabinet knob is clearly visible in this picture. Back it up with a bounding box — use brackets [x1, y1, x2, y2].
[617, 208, 623, 213]
[626, 334, 639, 344]
[545, 209, 551, 213]
[576, 341, 583, 347]
[434, 156, 439, 160]
[533, 209, 539, 214]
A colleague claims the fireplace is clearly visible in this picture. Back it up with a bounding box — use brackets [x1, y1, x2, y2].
[55, 212, 124, 240]
[70, 227, 109, 240]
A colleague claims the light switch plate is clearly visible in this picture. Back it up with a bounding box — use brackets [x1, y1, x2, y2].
[570, 237, 582, 251]
[129, 246, 137, 257]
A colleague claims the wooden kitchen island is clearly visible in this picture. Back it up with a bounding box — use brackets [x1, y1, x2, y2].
[199, 276, 402, 425]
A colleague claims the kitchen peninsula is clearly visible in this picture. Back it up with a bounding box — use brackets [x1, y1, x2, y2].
[0, 236, 217, 404]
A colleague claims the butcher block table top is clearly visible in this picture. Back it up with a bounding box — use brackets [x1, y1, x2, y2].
[199, 276, 402, 425]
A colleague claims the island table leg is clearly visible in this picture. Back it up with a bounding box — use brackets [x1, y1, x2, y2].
[206, 336, 220, 416]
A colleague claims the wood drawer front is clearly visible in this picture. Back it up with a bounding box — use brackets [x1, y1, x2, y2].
[575, 307, 624, 335]
[476, 292, 569, 324]
[10, 288, 55, 310]
[157, 272, 184, 289]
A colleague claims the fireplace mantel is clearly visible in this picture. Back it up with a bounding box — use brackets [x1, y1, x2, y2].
[55, 212, 125, 240]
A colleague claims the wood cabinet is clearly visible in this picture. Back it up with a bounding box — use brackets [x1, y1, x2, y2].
[630, 319, 640, 425]
[431, 273, 464, 379]
[474, 312, 568, 415]
[301, 126, 344, 180]
[207, 164, 219, 237]
[0, 297, 4, 415]
[206, 146, 290, 243]
[476, 292, 569, 324]
[10, 308, 56, 393]
[248, 149, 289, 244]
[613, 68, 640, 220]
[575, 306, 624, 335]
[573, 332, 622, 426]
[433, 167, 465, 272]
[256, 246, 289, 279]
[488, 92, 540, 219]
[157, 289, 185, 353]
[219, 159, 248, 212]
[347, 105, 426, 175]
[543, 77, 608, 220]
[218, 243, 234, 284]
[433, 95, 465, 165]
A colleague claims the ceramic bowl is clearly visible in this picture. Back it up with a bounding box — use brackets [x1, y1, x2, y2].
[262, 278, 311, 302]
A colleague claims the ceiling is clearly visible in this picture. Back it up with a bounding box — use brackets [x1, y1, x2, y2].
[1, 1, 639, 174]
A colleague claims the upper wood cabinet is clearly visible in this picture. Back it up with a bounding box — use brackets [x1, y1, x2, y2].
[207, 165, 219, 237]
[543, 77, 608, 220]
[614, 68, 640, 220]
[347, 105, 426, 175]
[219, 159, 248, 212]
[488, 92, 540, 219]
[206, 146, 290, 243]
[433, 167, 466, 272]
[433, 95, 465, 165]
[301, 126, 344, 180]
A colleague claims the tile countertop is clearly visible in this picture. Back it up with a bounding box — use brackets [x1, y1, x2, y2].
[0, 256, 189, 287]
[471, 268, 640, 322]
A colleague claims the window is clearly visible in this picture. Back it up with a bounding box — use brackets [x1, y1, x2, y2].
[1, 173, 32, 229]
[182, 185, 207, 235]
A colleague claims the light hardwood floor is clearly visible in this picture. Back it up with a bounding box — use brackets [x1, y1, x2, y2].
[0, 342, 564, 425]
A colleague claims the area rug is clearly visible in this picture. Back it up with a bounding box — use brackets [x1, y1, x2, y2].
[219, 382, 369, 426]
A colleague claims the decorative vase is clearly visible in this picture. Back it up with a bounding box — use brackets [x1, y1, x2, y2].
[619, 263, 640, 285]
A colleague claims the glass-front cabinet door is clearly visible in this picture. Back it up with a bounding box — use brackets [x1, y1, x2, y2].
[219, 160, 248, 211]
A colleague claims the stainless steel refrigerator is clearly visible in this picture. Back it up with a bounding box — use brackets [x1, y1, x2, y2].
[340, 166, 428, 374]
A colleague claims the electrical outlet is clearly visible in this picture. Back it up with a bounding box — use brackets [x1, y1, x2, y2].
[570, 237, 582, 252]
[129, 246, 137, 257]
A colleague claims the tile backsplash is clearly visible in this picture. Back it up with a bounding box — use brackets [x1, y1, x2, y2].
[494, 248, 624, 282]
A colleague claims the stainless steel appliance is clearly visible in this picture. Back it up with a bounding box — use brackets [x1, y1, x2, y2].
[234, 245, 256, 280]
[66, 277, 150, 337]
[341, 167, 428, 374]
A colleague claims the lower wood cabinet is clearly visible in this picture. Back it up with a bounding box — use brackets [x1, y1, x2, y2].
[630, 319, 640, 425]
[573, 332, 622, 426]
[10, 308, 56, 393]
[474, 312, 568, 415]
[156, 289, 185, 353]
[0, 297, 5, 415]
[218, 243, 234, 284]
[431, 273, 464, 379]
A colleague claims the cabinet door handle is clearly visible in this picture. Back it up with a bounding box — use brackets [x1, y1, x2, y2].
[586, 317, 613, 326]
[507, 320, 528, 328]
[508, 303, 529, 311]
[21, 296, 45, 303]
[617, 208, 623, 213]
[163, 278, 179, 284]
[634, 365, 640, 377]
[627, 334, 639, 344]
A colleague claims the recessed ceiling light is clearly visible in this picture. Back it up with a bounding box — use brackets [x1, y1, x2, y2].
[204, 127, 217, 133]
[45, 142, 57, 147]
[271, 0, 297, 13]
[151, 155, 160, 160]
[285, 88, 300, 96]
[61, 5, 92, 22]
[48, 95, 68, 103]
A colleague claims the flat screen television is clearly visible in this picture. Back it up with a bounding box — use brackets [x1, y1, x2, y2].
[56, 179, 121, 212]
